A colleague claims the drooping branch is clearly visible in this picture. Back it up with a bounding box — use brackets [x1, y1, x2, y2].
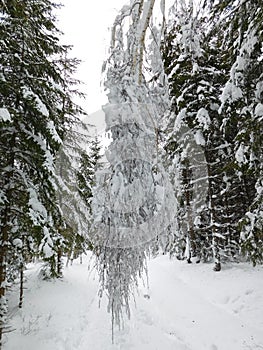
[110, 0, 156, 84]
[94, 0, 176, 339]
[130, 0, 145, 71]
[110, 1, 143, 50]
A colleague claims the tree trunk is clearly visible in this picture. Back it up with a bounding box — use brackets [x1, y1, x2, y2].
[185, 182, 196, 259]
[57, 248, 63, 277]
[18, 263, 24, 309]
[182, 160, 196, 262]
[205, 150, 221, 271]
[0, 213, 10, 346]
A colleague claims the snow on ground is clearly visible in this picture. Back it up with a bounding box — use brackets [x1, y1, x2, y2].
[4, 254, 263, 350]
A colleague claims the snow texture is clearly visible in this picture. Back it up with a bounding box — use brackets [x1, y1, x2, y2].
[4, 254, 263, 350]
[220, 81, 243, 106]
[255, 103, 263, 119]
[12, 238, 23, 249]
[194, 129, 205, 146]
[22, 86, 49, 117]
[39, 226, 54, 259]
[196, 108, 210, 130]
[47, 121, 62, 144]
[91, 103, 177, 248]
[0, 107, 11, 122]
[28, 188, 48, 225]
[235, 143, 247, 164]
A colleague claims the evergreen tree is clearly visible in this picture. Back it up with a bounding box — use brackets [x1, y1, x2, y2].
[77, 136, 102, 210]
[162, 0, 231, 270]
[0, 0, 85, 341]
[162, 0, 263, 268]
[54, 121, 90, 269]
[210, 0, 263, 264]
[60, 135, 103, 265]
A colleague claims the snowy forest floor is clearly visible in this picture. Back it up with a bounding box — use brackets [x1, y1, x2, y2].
[4, 253, 263, 350]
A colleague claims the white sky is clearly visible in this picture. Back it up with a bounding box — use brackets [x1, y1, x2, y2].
[57, 0, 129, 115]
[57, 1, 176, 115]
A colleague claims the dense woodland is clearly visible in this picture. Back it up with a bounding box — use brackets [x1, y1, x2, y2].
[0, 0, 262, 344]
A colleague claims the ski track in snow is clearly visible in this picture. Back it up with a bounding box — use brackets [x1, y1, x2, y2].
[4, 254, 263, 350]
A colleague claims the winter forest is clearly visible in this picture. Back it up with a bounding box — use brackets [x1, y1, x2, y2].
[0, 0, 263, 349]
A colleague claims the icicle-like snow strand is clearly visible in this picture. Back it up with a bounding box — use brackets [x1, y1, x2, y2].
[90, 0, 177, 340]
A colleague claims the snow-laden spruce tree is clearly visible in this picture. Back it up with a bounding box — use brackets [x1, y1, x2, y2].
[90, 0, 176, 336]
[211, 0, 263, 264]
[55, 120, 92, 269]
[0, 0, 85, 342]
[59, 133, 103, 267]
[164, 0, 263, 267]
[161, 0, 231, 270]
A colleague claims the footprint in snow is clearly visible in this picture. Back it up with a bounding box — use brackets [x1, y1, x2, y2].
[233, 303, 245, 314]
[210, 344, 218, 350]
[222, 295, 230, 304]
[245, 289, 253, 295]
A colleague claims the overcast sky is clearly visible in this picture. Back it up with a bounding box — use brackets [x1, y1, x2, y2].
[57, 0, 129, 115]
[57, 0, 176, 127]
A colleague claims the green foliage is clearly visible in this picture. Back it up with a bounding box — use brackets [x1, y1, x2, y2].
[161, 0, 263, 267]
[77, 136, 102, 211]
[0, 0, 86, 336]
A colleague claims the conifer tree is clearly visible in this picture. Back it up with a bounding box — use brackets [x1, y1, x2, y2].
[162, 0, 231, 270]
[162, 0, 263, 268]
[211, 0, 263, 264]
[55, 121, 90, 269]
[60, 135, 103, 265]
[77, 136, 102, 210]
[0, 0, 85, 341]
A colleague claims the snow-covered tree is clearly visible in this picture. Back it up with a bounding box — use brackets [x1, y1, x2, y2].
[55, 121, 91, 270]
[162, 0, 262, 268]
[162, 0, 232, 270]
[77, 136, 102, 210]
[59, 134, 102, 266]
[0, 0, 85, 341]
[91, 0, 176, 336]
[212, 0, 263, 264]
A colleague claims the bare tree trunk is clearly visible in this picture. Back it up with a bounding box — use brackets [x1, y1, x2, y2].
[66, 235, 76, 268]
[57, 248, 63, 277]
[205, 151, 221, 271]
[186, 190, 196, 260]
[0, 212, 10, 346]
[18, 263, 24, 309]
[0, 145, 15, 345]
[182, 161, 196, 262]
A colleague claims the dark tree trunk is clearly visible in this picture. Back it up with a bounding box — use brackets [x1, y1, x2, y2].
[57, 248, 62, 277]
[18, 264, 24, 309]
[183, 161, 196, 262]
[205, 150, 221, 272]
[0, 213, 10, 346]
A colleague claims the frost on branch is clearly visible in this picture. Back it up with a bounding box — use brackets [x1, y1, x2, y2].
[91, 101, 177, 332]
[0, 108, 11, 122]
[91, 0, 176, 335]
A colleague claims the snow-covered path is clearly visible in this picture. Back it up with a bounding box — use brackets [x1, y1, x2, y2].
[5, 255, 263, 350]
